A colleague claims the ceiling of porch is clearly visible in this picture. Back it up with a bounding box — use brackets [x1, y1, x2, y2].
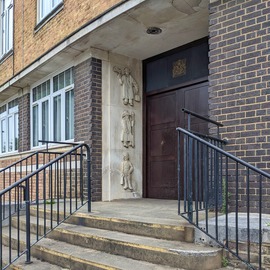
[4, 0, 209, 97]
[73, 0, 209, 60]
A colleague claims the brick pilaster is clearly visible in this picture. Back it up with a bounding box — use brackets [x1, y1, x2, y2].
[74, 57, 102, 201]
[18, 93, 30, 152]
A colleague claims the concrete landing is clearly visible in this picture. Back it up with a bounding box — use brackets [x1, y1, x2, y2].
[79, 198, 209, 226]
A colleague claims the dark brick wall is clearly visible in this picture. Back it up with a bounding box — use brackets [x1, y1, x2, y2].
[18, 93, 30, 152]
[209, 0, 270, 213]
[74, 57, 102, 201]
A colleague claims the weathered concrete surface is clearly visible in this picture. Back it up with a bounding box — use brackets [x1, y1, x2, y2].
[195, 212, 270, 245]
[3, 199, 225, 270]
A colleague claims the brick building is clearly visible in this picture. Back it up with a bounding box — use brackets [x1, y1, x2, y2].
[0, 0, 270, 208]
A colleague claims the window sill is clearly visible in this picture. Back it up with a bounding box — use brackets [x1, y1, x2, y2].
[0, 150, 19, 159]
[34, 2, 64, 33]
[0, 49, 13, 64]
[31, 139, 76, 150]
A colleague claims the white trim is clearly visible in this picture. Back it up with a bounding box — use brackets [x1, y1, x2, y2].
[0, 0, 146, 93]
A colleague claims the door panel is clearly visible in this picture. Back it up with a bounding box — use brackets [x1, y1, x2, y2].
[147, 92, 177, 199]
[150, 128, 176, 157]
[146, 82, 208, 199]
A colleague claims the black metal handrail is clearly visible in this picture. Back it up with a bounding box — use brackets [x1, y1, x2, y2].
[0, 150, 65, 222]
[182, 108, 224, 141]
[182, 108, 224, 127]
[177, 127, 269, 270]
[0, 143, 91, 269]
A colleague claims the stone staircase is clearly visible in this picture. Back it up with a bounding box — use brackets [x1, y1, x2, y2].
[2, 200, 228, 270]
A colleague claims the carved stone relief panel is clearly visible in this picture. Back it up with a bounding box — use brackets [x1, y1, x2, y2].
[113, 66, 140, 106]
[121, 110, 135, 148]
[120, 152, 134, 191]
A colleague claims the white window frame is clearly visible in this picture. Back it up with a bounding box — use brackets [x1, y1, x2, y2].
[31, 67, 74, 149]
[37, 0, 62, 22]
[0, 0, 13, 58]
[0, 98, 19, 154]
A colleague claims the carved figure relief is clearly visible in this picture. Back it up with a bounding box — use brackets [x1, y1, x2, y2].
[113, 66, 140, 106]
[121, 110, 135, 148]
[120, 152, 134, 191]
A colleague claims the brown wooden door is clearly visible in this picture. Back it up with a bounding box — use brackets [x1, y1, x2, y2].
[146, 82, 208, 199]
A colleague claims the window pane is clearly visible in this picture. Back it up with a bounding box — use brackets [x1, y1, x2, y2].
[70, 67, 74, 84]
[41, 81, 47, 97]
[0, 104, 6, 114]
[53, 95, 61, 141]
[32, 105, 39, 147]
[14, 113, 18, 151]
[33, 87, 37, 102]
[42, 100, 49, 143]
[40, 0, 50, 19]
[65, 69, 71, 86]
[52, 0, 61, 8]
[7, 5, 13, 51]
[46, 80, 50, 95]
[65, 90, 74, 140]
[8, 115, 13, 151]
[59, 72, 64, 90]
[1, 119, 6, 153]
[53, 76, 59, 92]
[1, 14, 5, 55]
[37, 85, 41, 100]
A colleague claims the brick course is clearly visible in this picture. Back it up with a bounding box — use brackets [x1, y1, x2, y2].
[74, 58, 102, 201]
[209, 0, 270, 213]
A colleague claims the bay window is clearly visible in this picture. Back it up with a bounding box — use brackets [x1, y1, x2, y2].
[0, 98, 19, 154]
[31, 67, 74, 147]
[0, 0, 13, 57]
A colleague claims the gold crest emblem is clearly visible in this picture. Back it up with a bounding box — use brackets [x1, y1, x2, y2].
[172, 59, 187, 78]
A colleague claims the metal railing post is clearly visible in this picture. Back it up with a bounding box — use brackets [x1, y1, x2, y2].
[0, 196, 2, 270]
[25, 179, 32, 264]
[177, 131, 181, 215]
[187, 136, 193, 222]
[86, 146, 91, 213]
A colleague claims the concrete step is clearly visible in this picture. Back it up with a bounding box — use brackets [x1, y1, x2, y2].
[1, 244, 67, 270]
[29, 206, 194, 242]
[11, 215, 222, 270]
[2, 226, 184, 270]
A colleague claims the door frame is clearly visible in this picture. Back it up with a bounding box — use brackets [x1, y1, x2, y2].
[142, 77, 208, 198]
